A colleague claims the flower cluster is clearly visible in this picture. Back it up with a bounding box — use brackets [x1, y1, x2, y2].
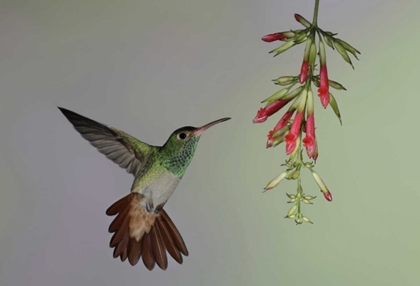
[254, 3, 359, 224]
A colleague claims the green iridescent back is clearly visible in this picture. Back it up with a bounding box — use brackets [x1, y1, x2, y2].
[158, 128, 201, 178]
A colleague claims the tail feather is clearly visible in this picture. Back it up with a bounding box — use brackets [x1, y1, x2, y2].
[151, 226, 168, 270]
[120, 248, 128, 262]
[156, 220, 183, 263]
[127, 235, 142, 266]
[106, 193, 188, 270]
[159, 210, 189, 256]
[141, 233, 155, 270]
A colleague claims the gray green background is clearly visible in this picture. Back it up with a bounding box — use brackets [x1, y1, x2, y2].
[0, 0, 419, 285]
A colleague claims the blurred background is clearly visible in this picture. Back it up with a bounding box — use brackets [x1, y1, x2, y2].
[0, 0, 419, 285]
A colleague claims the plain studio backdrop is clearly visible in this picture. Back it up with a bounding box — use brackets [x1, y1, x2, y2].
[0, 1, 419, 285]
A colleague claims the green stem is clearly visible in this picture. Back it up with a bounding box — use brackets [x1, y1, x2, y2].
[312, 0, 320, 27]
[297, 176, 302, 215]
[295, 132, 304, 218]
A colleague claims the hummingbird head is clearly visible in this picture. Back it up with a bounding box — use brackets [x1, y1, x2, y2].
[160, 117, 231, 178]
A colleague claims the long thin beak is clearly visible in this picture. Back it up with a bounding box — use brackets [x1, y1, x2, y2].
[194, 117, 231, 135]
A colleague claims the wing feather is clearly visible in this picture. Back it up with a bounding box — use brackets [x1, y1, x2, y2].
[58, 107, 156, 176]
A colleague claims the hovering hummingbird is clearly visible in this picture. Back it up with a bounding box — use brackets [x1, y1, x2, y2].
[58, 107, 230, 270]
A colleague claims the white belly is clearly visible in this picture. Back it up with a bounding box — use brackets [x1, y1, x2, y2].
[140, 173, 181, 208]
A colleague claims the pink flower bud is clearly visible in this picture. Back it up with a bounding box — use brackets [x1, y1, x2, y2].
[323, 190, 333, 202]
[262, 33, 287, 42]
[311, 170, 332, 202]
[294, 14, 311, 28]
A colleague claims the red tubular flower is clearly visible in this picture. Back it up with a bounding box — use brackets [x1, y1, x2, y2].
[262, 33, 287, 42]
[303, 113, 317, 159]
[284, 111, 303, 154]
[299, 60, 309, 83]
[273, 110, 295, 131]
[266, 130, 276, 147]
[253, 99, 291, 123]
[318, 65, 330, 108]
[266, 111, 295, 148]
[299, 38, 312, 84]
[303, 90, 317, 159]
[317, 40, 330, 108]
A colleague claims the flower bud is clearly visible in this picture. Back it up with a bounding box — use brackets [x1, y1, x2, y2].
[304, 162, 314, 168]
[287, 204, 297, 217]
[303, 195, 316, 200]
[329, 80, 346, 90]
[262, 86, 292, 104]
[324, 31, 338, 37]
[288, 169, 300, 180]
[269, 40, 296, 57]
[282, 86, 305, 101]
[273, 76, 297, 86]
[334, 41, 354, 69]
[294, 13, 311, 28]
[310, 170, 332, 202]
[271, 125, 290, 138]
[335, 38, 360, 59]
[302, 199, 312, 204]
[322, 34, 334, 50]
[270, 136, 286, 148]
[263, 171, 288, 191]
[293, 33, 308, 44]
[262, 32, 294, 42]
[266, 126, 289, 148]
[329, 93, 342, 125]
[286, 193, 296, 199]
[322, 190, 333, 201]
[302, 216, 313, 224]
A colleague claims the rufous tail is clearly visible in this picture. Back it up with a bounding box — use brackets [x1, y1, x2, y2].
[105, 193, 188, 270]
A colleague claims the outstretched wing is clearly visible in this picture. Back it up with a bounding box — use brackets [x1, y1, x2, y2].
[58, 107, 155, 176]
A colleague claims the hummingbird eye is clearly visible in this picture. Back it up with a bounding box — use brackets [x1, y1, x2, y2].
[177, 132, 187, 140]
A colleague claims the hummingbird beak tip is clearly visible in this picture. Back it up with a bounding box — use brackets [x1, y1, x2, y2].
[194, 117, 231, 135]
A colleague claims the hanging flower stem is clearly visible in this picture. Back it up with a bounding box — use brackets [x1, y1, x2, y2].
[256, 0, 360, 224]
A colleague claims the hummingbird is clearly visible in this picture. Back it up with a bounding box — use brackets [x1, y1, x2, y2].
[58, 107, 230, 270]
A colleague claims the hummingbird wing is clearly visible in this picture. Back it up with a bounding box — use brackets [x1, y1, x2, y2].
[58, 107, 155, 176]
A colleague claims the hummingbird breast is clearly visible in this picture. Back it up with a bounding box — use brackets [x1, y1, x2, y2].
[131, 164, 181, 210]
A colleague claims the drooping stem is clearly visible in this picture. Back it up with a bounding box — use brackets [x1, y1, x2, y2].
[312, 0, 320, 27]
